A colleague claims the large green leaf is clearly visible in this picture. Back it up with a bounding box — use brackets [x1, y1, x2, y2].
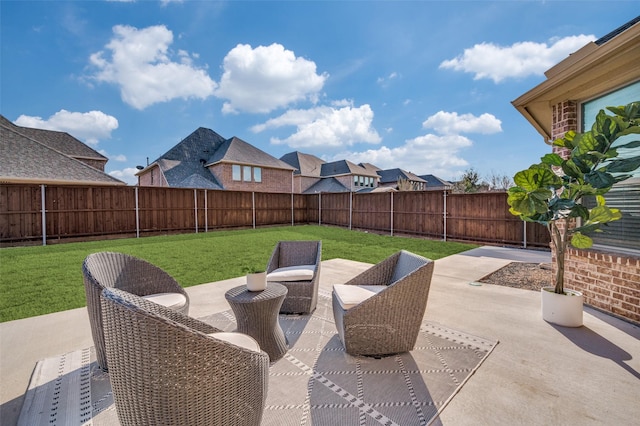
[541, 153, 563, 166]
[513, 166, 559, 191]
[571, 232, 593, 249]
[604, 156, 640, 173]
[584, 171, 616, 188]
[586, 205, 622, 225]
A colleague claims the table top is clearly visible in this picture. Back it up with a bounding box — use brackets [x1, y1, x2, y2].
[225, 282, 287, 303]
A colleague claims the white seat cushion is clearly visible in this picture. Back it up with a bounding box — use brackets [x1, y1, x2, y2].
[208, 332, 261, 352]
[332, 284, 386, 310]
[142, 292, 187, 310]
[267, 265, 315, 282]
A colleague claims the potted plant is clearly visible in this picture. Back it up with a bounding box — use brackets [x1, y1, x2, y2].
[243, 265, 267, 291]
[507, 101, 640, 327]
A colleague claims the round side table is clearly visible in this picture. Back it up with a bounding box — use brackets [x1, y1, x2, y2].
[225, 282, 288, 361]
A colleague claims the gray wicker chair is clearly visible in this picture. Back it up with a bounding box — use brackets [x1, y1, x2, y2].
[332, 250, 434, 357]
[100, 287, 269, 426]
[82, 251, 189, 371]
[266, 240, 322, 314]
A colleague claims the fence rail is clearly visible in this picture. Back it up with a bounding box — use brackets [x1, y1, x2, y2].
[0, 183, 549, 248]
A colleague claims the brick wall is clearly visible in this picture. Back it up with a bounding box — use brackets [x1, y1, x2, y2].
[138, 166, 168, 187]
[211, 164, 293, 193]
[562, 247, 640, 324]
[548, 100, 640, 325]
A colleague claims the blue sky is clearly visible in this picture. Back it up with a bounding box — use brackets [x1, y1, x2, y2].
[2, 1, 636, 185]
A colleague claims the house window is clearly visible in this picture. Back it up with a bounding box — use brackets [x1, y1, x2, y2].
[243, 166, 252, 182]
[232, 165, 241, 181]
[580, 81, 640, 252]
[254, 167, 262, 183]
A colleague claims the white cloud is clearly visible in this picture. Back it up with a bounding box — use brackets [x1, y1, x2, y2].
[439, 34, 595, 83]
[377, 71, 399, 87]
[99, 150, 127, 162]
[89, 25, 217, 109]
[215, 43, 327, 114]
[251, 102, 381, 149]
[422, 111, 502, 135]
[333, 110, 502, 179]
[15, 110, 118, 145]
[335, 134, 471, 178]
[108, 167, 139, 185]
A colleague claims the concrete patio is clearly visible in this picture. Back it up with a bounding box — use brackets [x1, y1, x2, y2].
[1, 246, 639, 425]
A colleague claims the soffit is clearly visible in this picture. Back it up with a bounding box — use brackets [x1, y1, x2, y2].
[512, 23, 640, 141]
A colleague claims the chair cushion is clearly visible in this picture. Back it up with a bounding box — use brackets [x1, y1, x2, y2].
[333, 284, 386, 310]
[267, 265, 315, 282]
[208, 332, 261, 352]
[142, 292, 187, 311]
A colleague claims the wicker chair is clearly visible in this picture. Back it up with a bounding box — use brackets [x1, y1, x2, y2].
[100, 287, 269, 426]
[82, 251, 189, 371]
[332, 250, 434, 357]
[266, 240, 322, 314]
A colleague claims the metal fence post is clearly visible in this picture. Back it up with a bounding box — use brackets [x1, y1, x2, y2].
[204, 190, 208, 232]
[443, 190, 447, 242]
[349, 192, 353, 230]
[390, 191, 394, 236]
[135, 186, 140, 239]
[41, 184, 46, 246]
[194, 189, 198, 233]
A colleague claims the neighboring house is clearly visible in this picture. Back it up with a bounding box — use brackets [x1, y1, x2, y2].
[0, 115, 125, 186]
[376, 168, 427, 191]
[512, 16, 640, 324]
[418, 174, 454, 191]
[280, 151, 326, 193]
[137, 127, 296, 193]
[280, 152, 380, 193]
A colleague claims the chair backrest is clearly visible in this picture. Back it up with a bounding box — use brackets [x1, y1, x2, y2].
[390, 250, 431, 284]
[101, 287, 269, 426]
[273, 240, 321, 268]
[83, 251, 181, 296]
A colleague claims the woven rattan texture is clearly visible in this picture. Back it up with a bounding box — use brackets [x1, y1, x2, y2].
[225, 282, 289, 361]
[82, 252, 189, 371]
[100, 288, 269, 426]
[266, 240, 322, 314]
[332, 250, 435, 356]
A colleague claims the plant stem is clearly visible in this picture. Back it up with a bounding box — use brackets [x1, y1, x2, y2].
[549, 221, 565, 294]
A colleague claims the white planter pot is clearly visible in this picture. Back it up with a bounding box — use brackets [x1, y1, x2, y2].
[541, 287, 583, 327]
[246, 272, 267, 292]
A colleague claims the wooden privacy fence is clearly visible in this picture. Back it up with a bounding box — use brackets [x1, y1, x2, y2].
[0, 183, 549, 248]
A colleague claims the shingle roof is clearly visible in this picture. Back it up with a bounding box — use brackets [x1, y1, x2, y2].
[320, 159, 378, 178]
[359, 162, 382, 173]
[0, 115, 107, 162]
[418, 174, 453, 188]
[0, 125, 125, 185]
[302, 177, 350, 194]
[377, 168, 426, 184]
[208, 136, 295, 170]
[280, 151, 325, 176]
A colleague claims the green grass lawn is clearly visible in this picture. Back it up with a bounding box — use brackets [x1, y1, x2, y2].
[0, 225, 477, 322]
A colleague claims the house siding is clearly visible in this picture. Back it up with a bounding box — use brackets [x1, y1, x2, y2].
[138, 166, 168, 187]
[549, 100, 640, 325]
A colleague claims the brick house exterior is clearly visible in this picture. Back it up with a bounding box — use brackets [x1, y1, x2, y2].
[136, 128, 295, 193]
[513, 17, 640, 324]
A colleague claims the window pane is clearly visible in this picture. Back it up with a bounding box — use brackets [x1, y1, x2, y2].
[232, 165, 241, 181]
[254, 167, 262, 183]
[581, 82, 640, 250]
[243, 166, 252, 182]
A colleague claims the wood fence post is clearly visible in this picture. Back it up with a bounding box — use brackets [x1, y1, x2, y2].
[318, 193, 321, 225]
